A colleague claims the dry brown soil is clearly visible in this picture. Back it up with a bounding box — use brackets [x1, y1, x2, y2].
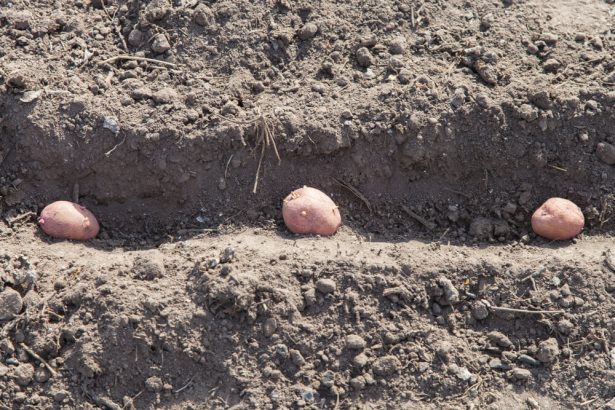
[1, 0, 615, 409]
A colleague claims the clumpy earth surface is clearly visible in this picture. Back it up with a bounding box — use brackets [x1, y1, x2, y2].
[1, 0, 615, 409]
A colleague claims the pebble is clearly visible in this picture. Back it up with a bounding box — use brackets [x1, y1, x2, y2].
[487, 331, 513, 348]
[315, 278, 336, 294]
[321, 370, 335, 388]
[275, 344, 289, 360]
[151, 34, 171, 54]
[489, 358, 511, 370]
[345, 334, 366, 350]
[263, 317, 277, 337]
[298, 23, 318, 40]
[543, 59, 561, 73]
[102, 116, 120, 134]
[596, 142, 615, 165]
[13, 363, 35, 386]
[557, 319, 574, 335]
[127, 29, 143, 47]
[372, 355, 400, 377]
[53, 390, 68, 402]
[352, 353, 369, 368]
[471, 301, 490, 320]
[356, 47, 374, 67]
[0, 288, 23, 321]
[449, 364, 474, 381]
[536, 338, 559, 363]
[517, 354, 540, 367]
[350, 375, 366, 390]
[469, 217, 494, 239]
[509, 367, 532, 382]
[145, 376, 163, 392]
[389, 37, 406, 55]
[438, 277, 459, 305]
[193, 4, 214, 27]
[290, 349, 305, 366]
[605, 397, 615, 410]
[34, 367, 50, 383]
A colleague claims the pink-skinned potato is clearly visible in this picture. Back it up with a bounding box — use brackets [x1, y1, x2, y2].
[38, 201, 99, 240]
[531, 197, 584, 241]
[283, 186, 342, 236]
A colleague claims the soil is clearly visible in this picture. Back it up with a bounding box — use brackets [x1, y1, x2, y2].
[1, 0, 615, 409]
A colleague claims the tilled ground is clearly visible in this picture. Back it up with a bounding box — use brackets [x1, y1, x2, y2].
[1, 0, 615, 409]
[1, 226, 615, 409]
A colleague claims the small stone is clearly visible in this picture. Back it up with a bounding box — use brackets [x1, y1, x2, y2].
[315, 278, 336, 294]
[449, 364, 473, 381]
[389, 37, 406, 55]
[145, 376, 163, 392]
[102, 116, 120, 134]
[275, 344, 289, 360]
[543, 59, 561, 73]
[596, 142, 615, 165]
[356, 47, 374, 67]
[438, 277, 459, 305]
[290, 349, 305, 366]
[193, 4, 214, 27]
[350, 376, 366, 390]
[34, 367, 50, 383]
[472, 301, 490, 320]
[0, 288, 23, 321]
[517, 354, 540, 367]
[372, 355, 401, 377]
[539, 33, 558, 45]
[13, 392, 27, 404]
[605, 397, 615, 410]
[352, 353, 369, 368]
[509, 367, 532, 382]
[53, 390, 68, 402]
[321, 370, 335, 388]
[557, 319, 574, 335]
[13, 363, 35, 386]
[489, 358, 510, 370]
[298, 23, 318, 40]
[469, 218, 494, 240]
[127, 29, 143, 47]
[536, 338, 559, 363]
[263, 317, 277, 337]
[345, 334, 366, 350]
[487, 331, 513, 348]
[151, 34, 171, 54]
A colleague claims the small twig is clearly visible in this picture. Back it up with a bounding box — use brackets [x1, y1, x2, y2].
[6, 211, 36, 227]
[443, 187, 471, 199]
[73, 182, 80, 203]
[121, 390, 143, 410]
[333, 178, 372, 213]
[578, 398, 597, 407]
[99, 55, 177, 67]
[105, 135, 127, 157]
[548, 164, 568, 172]
[174, 375, 195, 394]
[402, 205, 436, 230]
[489, 305, 565, 315]
[225, 155, 233, 180]
[20, 343, 58, 377]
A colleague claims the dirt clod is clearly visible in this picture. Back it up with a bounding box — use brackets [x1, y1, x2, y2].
[0, 288, 23, 321]
[315, 278, 336, 294]
[372, 355, 401, 377]
[345, 334, 366, 350]
[12, 363, 35, 386]
[536, 338, 560, 363]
